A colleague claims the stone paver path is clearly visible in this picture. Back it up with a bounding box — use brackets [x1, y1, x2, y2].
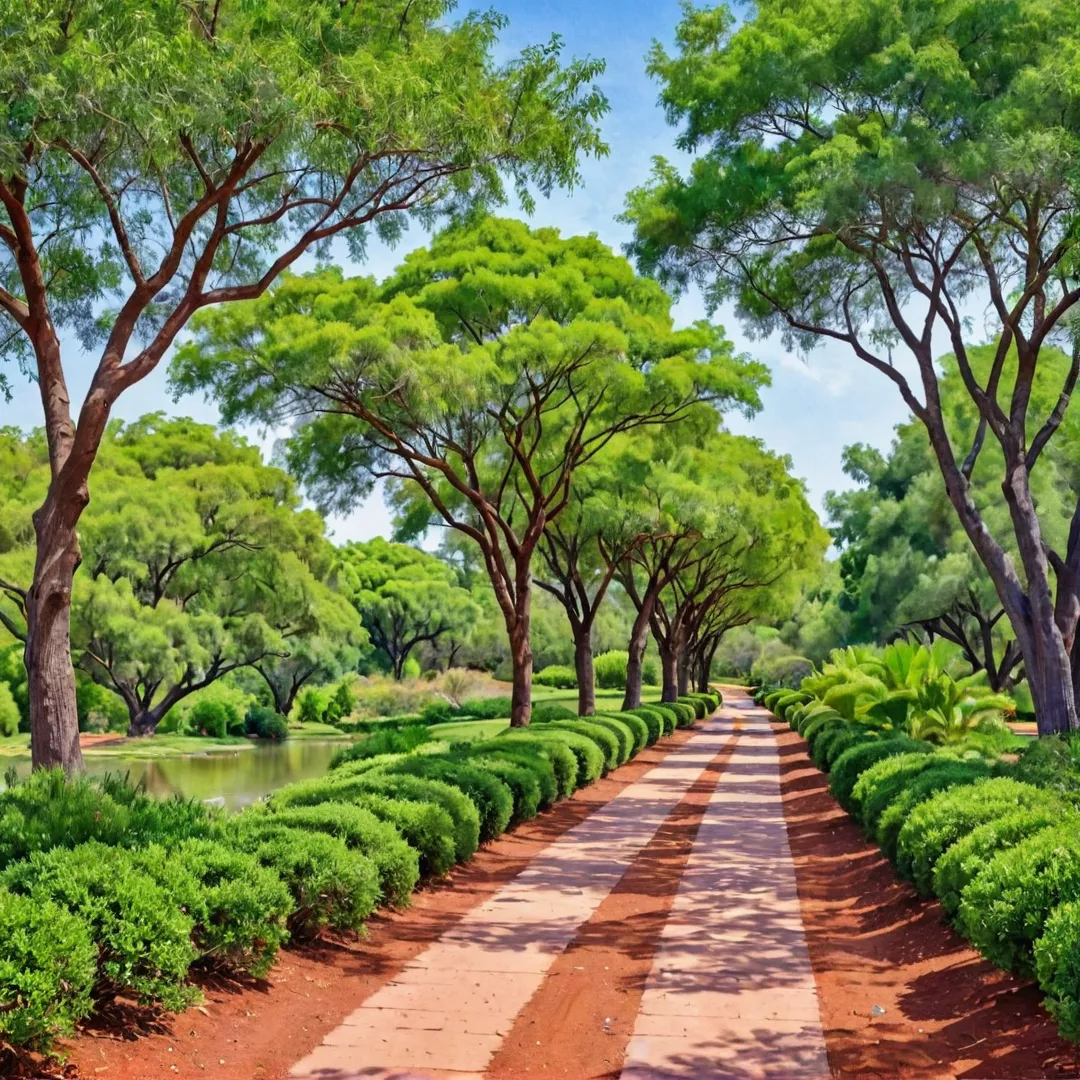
[289, 692, 828, 1080]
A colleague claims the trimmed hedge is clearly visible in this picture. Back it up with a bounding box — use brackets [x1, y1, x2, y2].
[463, 742, 561, 809]
[528, 728, 605, 787]
[933, 809, 1067, 918]
[628, 707, 664, 745]
[538, 719, 621, 772]
[895, 778, 1058, 894]
[960, 824, 1080, 977]
[584, 714, 635, 764]
[828, 738, 929, 814]
[850, 751, 939, 834]
[487, 733, 578, 799]
[596, 711, 649, 755]
[1036, 901, 1080, 1044]
[646, 704, 678, 736]
[469, 756, 542, 821]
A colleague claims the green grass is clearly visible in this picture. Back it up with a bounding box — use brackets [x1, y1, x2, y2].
[428, 719, 509, 743]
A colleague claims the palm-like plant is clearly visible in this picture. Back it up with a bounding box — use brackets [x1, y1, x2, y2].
[907, 674, 1014, 744]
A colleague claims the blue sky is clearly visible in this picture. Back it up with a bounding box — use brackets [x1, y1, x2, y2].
[2, 0, 913, 543]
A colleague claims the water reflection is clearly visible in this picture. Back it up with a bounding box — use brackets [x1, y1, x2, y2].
[4, 739, 348, 809]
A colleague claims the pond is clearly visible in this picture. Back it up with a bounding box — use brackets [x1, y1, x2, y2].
[3, 739, 350, 810]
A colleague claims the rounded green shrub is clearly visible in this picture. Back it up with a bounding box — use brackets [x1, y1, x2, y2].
[829, 737, 929, 814]
[960, 824, 1080, 976]
[875, 759, 994, 864]
[245, 705, 288, 740]
[233, 824, 380, 939]
[469, 757, 541, 821]
[896, 778, 1058, 894]
[647, 704, 678, 736]
[0, 890, 96, 1050]
[384, 756, 513, 843]
[464, 742, 560, 809]
[133, 840, 291, 977]
[803, 714, 844, 756]
[1, 842, 197, 1010]
[528, 728, 605, 787]
[591, 713, 640, 758]
[533, 664, 577, 689]
[679, 695, 707, 720]
[531, 702, 577, 722]
[628, 707, 664, 745]
[934, 809, 1067, 918]
[1035, 900, 1080, 1044]
[604, 712, 649, 754]
[331, 726, 431, 768]
[670, 701, 696, 727]
[850, 751, 940, 834]
[264, 804, 419, 906]
[352, 773, 480, 862]
[487, 734, 577, 799]
[538, 719, 621, 772]
[347, 792, 457, 879]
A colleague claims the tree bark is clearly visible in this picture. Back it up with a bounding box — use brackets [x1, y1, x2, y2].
[25, 506, 84, 772]
[659, 642, 678, 703]
[622, 596, 655, 711]
[507, 565, 533, 728]
[573, 627, 595, 716]
[677, 650, 691, 697]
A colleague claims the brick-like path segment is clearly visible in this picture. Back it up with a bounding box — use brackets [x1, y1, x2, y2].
[290, 691, 828, 1080]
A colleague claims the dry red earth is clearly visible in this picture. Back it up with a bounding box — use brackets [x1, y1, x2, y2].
[774, 718, 1080, 1079]
[21, 708, 1080, 1080]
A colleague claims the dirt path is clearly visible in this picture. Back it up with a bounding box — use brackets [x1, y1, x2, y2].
[59, 690, 1080, 1080]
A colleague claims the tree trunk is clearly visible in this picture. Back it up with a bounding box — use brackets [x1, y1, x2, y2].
[677, 650, 690, 697]
[622, 597, 655, 711]
[659, 643, 678, 703]
[127, 709, 161, 737]
[25, 512, 84, 772]
[574, 627, 595, 716]
[508, 566, 533, 728]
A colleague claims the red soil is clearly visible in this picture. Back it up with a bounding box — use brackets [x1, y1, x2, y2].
[486, 734, 739, 1080]
[774, 718, 1080, 1079]
[45, 729, 699, 1080]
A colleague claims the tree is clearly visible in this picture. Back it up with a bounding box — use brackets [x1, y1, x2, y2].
[172, 217, 767, 724]
[0, 417, 365, 734]
[626, 1, 1080, 735]
[0, 0, 608, 770]
[334, 538, 479, 680]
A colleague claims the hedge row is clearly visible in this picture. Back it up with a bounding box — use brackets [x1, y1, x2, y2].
[0, 690, 719, 1055]
[757, 686, 1080, 1046]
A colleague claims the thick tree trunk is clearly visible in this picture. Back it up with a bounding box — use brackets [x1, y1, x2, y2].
[127, 709, 162, 737]
[26, 512, 84, 772]
[677, 650, 690, 697]
[574, 627, 595, 716]
[622, 597, 655, 711]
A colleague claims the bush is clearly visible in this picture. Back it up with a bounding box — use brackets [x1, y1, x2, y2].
[323, 683, 356, 725]
[534, 665, 577, 689]
[647, 704, 678, 736]
[539, 719, 621, 772]
[233, 824, 379, 939]
[875, 759, 993, 864]
[594, 651, 660, 690]
[0, 770, 130, 870]
[189, 699, 234, 739]
[598, 711, 648, 755]
[531, 702, 577, 722]
[0, 681, 20, 737]
[457, 696, 513, 720]
[528, 728, 605, 788]
[420, 699, 456, 724]
[803, 714, 844, 756]
[934, 809, 1067, 917]
[667, 701, 696, 727]
[815, 726, 881, 772]
[628, 707, 664, 745]
[465, 741, 561, 808]
[0, 889, 96, 1050]
[896, 778, 1058, 894]
[850, 752, 940, 835]
[678, 695, 707, 720]
[1035, 900, 1080, 1043]
[1013, 733, 1080, 799]
[134, 840, 291, 978]
[350, 773, 481, 863]
[467, 757, 541, 821]
[959, 824, 1080, 976]
[330, 725, 431, 768]
[245, 706, 288, 740]
[584, 714, 634, 763]
[266, 804, 419, 906]
[355, 793, 457, 879]
[489, 733, 578, 799]
[1, 842, 197, 1010]
[384, 756, 513, 843]
[828, 738, 930, 814]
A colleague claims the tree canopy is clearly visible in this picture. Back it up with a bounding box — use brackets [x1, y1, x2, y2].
[625, 0, 1080, 733]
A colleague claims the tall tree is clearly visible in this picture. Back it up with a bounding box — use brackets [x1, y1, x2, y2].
[626, 0, 1080, 734]
[0, 0, 607, 769]
[0, 417, 365, 734]
[172, 217, 766, 724]
[334, 538, 479, 680]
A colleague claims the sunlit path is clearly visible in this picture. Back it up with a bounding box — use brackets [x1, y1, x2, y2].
[619, 693, 828, 1079]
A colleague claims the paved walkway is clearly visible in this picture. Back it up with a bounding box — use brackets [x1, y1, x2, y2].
[289, 692, 828, 1080]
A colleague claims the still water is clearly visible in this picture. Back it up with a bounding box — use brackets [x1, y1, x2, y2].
[4, 739, 349, 809]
